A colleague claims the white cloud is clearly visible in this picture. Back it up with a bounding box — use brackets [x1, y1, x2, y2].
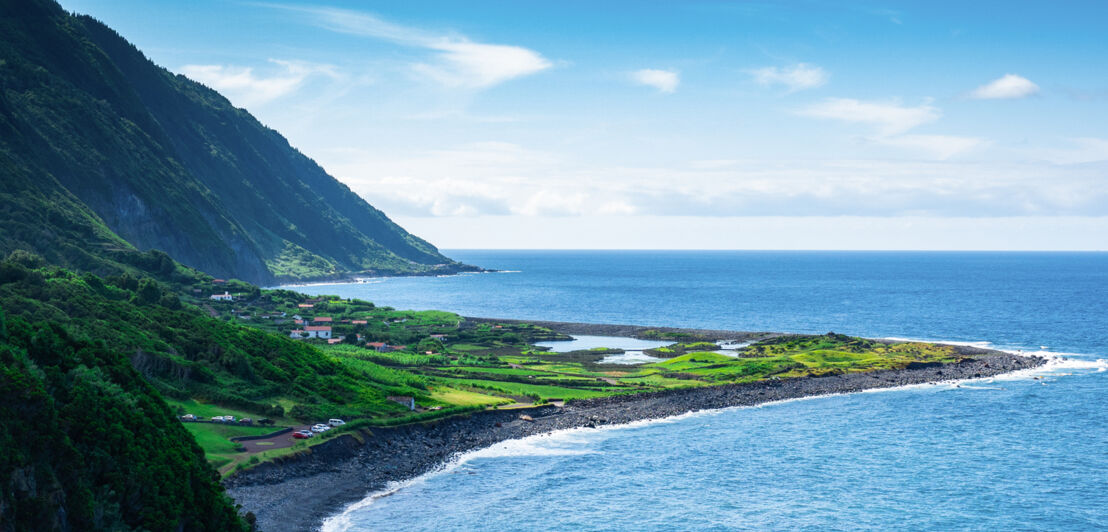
[318, 140, 1107, 221]
[396, 215, 1108, 251]
[274, 5, 551, 89]
[179, 59, 337, 107]
[630, 69, 680, 93]
[873, 134, 987, 160]
[969, 74, 1040, 99]
[797, 98, 940, 135]
[748, 63, 828, 92]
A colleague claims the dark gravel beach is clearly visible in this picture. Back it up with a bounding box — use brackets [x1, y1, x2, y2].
[224, 341, 1043, 532]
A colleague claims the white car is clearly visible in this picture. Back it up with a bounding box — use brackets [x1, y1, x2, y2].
[310, 424, 329, 433]
[328, 419, 345, 427]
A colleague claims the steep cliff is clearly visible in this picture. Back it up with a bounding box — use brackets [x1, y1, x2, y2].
[0, 0, 472, 284]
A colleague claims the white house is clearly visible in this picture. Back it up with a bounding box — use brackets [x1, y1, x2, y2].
[290, 323, 327, 341]
[210, 292, 233, 301]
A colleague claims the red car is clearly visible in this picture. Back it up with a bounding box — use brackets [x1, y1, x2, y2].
[292, 430, 314, 439]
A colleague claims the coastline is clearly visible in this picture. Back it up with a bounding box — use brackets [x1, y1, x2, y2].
[223, 346, 1044, 532]
[461, 317, 781, 342]
[271, 263, 492, 288]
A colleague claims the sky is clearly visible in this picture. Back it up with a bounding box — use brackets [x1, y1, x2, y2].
[59, 0, 1108, 250]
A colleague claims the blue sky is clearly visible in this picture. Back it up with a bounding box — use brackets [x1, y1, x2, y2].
[60, 0, 1108, 249]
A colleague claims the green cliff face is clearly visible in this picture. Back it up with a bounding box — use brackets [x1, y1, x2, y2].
[0, 0, 470, 285]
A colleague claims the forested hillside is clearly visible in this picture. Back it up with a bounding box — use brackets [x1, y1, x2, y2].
[0, 260, 248, 530]
[0, 0, 473, 285]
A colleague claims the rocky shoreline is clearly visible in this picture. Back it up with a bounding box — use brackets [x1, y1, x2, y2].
[224, 347, 1044, 532]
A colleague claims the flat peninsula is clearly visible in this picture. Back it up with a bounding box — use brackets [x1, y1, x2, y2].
[223, 322, 1044, 532]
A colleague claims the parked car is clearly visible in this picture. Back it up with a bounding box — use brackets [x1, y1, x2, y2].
[240, 418, 253, 425]
[181, 414, 197, 421]
[258, 418, 274, 426]
[210, 416, 223, 422]
[292, 430, 314, 439]
[223, 415, 235, 423]
[328, 419, 345, 427]
[310, 424, 329, 433]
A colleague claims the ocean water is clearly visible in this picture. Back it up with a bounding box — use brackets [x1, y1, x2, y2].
[290, 251, 1108, 531]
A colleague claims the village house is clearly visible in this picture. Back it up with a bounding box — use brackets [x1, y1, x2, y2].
[312, 316, 333, 323]
[297, 303, 314, 309]
[210, 292, 232, 301]
[351, 320, 367, 325]
[289, 326, 332, 339]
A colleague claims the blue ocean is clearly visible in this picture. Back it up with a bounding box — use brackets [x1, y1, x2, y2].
[289, 251, 1108, 531]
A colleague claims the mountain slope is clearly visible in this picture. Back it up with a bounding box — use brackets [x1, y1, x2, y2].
[0, 0, 472, 284]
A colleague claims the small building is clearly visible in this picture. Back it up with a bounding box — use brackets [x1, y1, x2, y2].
[304, 326, 332, 339]
[429, 334, 447, 340]
[387, 396, 416, 410]
[298, 303, 314, 309]
[212, 279, 226, 284]
[210, 292, 233, 301]
[327, 338, 343, 344]
[290, 326, 332, 339]
[351, 320, 367, 325]
[313, 316, 333, 323]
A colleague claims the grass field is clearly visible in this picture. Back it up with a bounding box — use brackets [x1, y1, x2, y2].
[182, 423, 279, 470]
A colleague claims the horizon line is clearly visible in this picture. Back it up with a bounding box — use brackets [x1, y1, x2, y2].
[440, 248, 1108, 253]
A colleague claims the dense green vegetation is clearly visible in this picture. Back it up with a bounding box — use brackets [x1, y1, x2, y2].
[0, 306, 247, 530]
[0, 0, 470, 284]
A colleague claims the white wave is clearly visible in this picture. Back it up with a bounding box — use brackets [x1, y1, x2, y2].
[321, 430, 599, 531]
[995, 349, 1108, 377]
[882, 337, 1106, 376]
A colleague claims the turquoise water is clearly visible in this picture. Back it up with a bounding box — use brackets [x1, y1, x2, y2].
[290, 251, 1108, 531]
